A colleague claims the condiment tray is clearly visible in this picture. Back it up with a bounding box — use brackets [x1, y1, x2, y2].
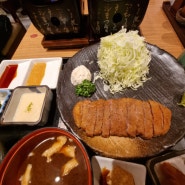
[0, 57, 63, 89]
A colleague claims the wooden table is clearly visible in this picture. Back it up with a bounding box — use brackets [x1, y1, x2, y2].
[12, 0, 184, 60]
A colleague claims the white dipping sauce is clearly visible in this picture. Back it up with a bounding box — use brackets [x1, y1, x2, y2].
[71, 65, 91, 86]
[13, 92, 45, 122]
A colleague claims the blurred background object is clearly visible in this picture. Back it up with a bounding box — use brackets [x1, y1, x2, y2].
[0, 141, 5, 163]
[22, 0, 85, 39]
[21, 0, 150, 48]
[88, 0, 149, 39]
[170, 0, 185, 15]
[176, 6, 185, 26]
[0, 0, 27, 61]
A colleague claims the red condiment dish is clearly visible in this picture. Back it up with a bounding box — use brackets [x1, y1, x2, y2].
[0, 64, 18, 88]
[0, 127, 93, 185]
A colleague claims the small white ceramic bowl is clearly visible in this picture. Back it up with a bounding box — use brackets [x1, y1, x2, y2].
[1, 86, 53, 126]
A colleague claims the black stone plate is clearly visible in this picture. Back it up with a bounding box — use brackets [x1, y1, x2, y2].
[56, 43, 185, 159]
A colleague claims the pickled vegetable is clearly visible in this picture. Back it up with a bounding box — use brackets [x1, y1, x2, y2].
[178, 93, 185, 107]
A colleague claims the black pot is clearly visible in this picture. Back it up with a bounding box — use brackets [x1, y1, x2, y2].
[22, 0, 83, 39]
[22, 0, 150, 41]
[88, 0, 150, 38]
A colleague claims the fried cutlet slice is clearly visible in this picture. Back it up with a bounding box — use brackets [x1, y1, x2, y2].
[116, 98, 128, 137]
[93, 99, 105, 135]
[159, 104, 172, 134]
[127, 98, 137, 137]
[149, 100, 164, 137]
[135, 99, 145, 136]
[142, 101, 154, 139]
[108, 165, 135, 185]
[85, 101, 97, 137]
[72, 101, 83, 128]
[81, 100, 91, 130]
[159, 162, 185, 185]
[109, 99, 121, 136]
[101, 100, 112, 137]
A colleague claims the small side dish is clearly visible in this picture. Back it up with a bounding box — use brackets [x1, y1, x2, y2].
[23, 58, 63, 89]
[13, 92, 46, 122]
[25, 62, 46, 86]
[0, 64, 18, 88]
[101, 165, 135, 185]
[147, 149, 185, 185]
[158, 162, 185, 185]
[92, 156, 146, 185]
[1, 86, 53, 126]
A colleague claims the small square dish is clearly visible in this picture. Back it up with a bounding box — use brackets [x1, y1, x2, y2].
[91, 156, 146, 185]
[146, 149, 185, 185]
[0, 57, 62, 89]
[1, 86, 53, 126]
[0, 89, 11, 114]
[23, 57, 63, 89]
[0, 59, 31, 89]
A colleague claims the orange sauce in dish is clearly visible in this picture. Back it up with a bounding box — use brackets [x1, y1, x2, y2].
[26, 63, 46, 86]
[100, 167, 110, 185]
[0, 64, 18, 88]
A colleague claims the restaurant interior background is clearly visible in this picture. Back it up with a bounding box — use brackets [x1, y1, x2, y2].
[0, 0, 31, 61]
[0, 0, 31, 29]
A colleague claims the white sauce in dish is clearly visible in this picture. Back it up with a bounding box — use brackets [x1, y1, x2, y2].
[13, 92, 45, 122]
[71, 65, 91, 86]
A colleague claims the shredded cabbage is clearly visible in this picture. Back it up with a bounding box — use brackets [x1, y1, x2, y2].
[97, 28, 151, 94]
